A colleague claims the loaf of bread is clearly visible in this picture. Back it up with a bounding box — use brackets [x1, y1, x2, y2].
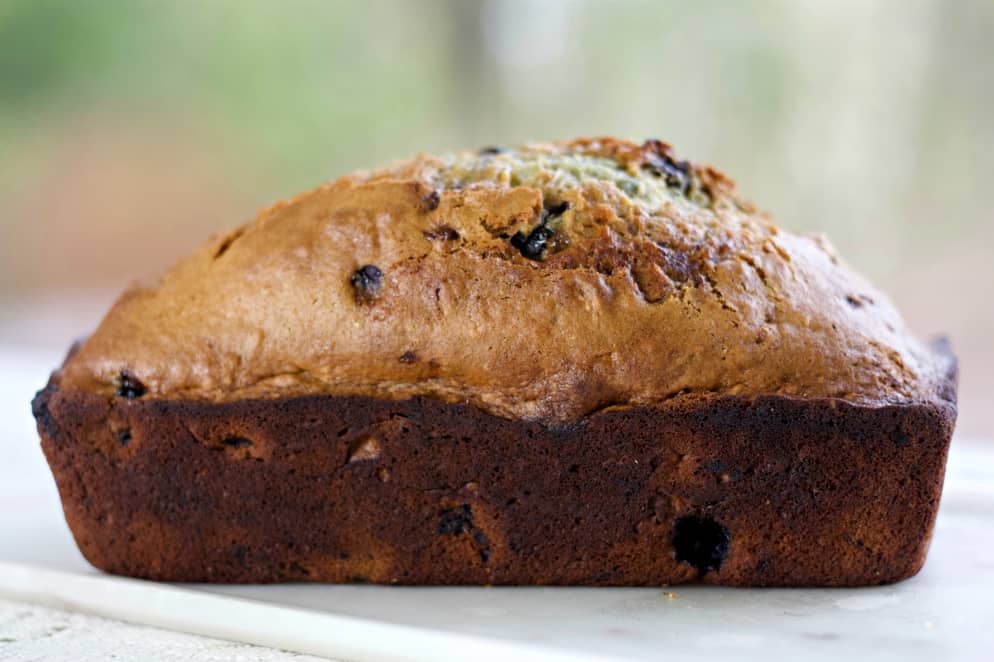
[32, 138, 957, 586]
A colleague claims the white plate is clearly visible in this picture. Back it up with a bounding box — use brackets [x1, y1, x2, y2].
[2, 347, 992, 661]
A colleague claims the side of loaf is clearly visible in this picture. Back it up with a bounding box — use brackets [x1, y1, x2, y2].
[33, 361, 955, 585]
[32, 138, 958, 586]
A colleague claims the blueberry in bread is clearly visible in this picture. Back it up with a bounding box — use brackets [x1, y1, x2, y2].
[32, 138, 957, 585]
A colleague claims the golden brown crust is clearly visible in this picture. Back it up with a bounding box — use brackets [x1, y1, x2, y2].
[55, 137, 950, 424]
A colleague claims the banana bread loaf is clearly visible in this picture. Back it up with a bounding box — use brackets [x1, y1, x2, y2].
[32, 138, 957, 586]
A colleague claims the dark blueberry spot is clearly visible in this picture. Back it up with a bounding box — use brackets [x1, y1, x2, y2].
[423, 225, 460, 241]
[223, 436, 253, 448]
[438, 504, 473, 535]
[31, 385, 59, 439]
[890, 428, 912, 447]
[116, 372, 146, 399]
[350, 265, 383, 303]
[117, 428, 133, 446]
[510, 225, 554, 260]
[422, 189, 441, 212]
[643, 150, 692, 195]
[398, 351, 418, 364]
[479, 146, 505, 155]
[509, 200, 570, 260]
[473, 530, 492, 561]
[672, 515, 729, 574]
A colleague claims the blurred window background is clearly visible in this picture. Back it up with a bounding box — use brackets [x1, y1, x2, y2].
[1, 0, 991, 436]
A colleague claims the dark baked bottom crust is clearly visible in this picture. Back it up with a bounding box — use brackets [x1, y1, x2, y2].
[33, 371, 956, 586]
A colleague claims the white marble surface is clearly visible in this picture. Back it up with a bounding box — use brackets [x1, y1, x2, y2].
[0, 598, 331, 662]
[2, 345, 993, 661]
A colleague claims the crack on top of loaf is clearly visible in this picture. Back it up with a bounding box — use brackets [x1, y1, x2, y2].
[340, 139, 765, 290]
[401, 138, 734, 215]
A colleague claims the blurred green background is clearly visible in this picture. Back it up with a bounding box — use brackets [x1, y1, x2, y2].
[1, 0, 992, 436]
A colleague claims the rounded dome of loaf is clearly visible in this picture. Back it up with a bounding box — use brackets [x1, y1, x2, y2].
[61, 138, 950, 423]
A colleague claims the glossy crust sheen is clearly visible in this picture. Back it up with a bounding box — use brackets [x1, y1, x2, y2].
[34, 345, 956, 586]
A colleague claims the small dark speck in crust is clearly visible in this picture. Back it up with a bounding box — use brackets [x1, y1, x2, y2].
[544, 200, 570, 219]
[479, 146, 505, 155]
[117, 428, 133, 446]
[846, 294, 874, 308]
[350, 265, 383, 303]
[890, 428, 912, 447]
[422, 189, 441, 212]
[672, 515, 730, 574]
[399, 351, 418, 364]
[116, 372, 146, 399]
[438, 504, 473, 535]
[423, 225, 460, 242]
[223, 436, 253, 448]
[213, 228, 244, 260]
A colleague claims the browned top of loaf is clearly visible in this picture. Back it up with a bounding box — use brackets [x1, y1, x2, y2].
[59, 137, 951, 424]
